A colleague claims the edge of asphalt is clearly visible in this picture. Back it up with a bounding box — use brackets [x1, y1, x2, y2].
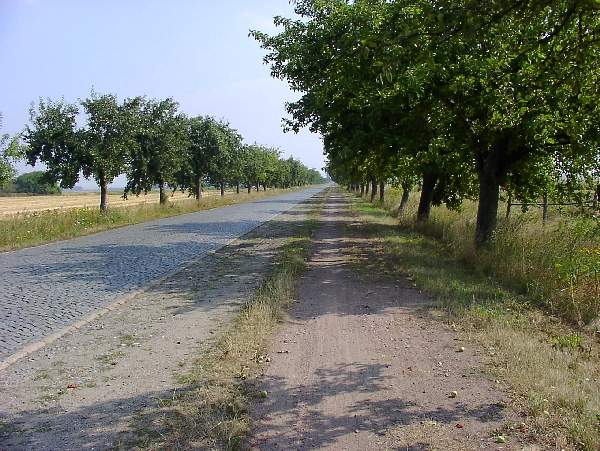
[0, 187, 325, 371]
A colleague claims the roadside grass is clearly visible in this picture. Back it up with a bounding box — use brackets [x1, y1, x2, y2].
[0, 187, 311, 252]
[384, 188, 600, 325]
[350, 194, 600, 450]
[119, 198, 323, 450]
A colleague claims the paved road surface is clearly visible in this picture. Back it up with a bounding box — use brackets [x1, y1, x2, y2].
[0, 187, 323, 359]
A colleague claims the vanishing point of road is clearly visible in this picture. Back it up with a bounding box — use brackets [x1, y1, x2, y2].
[0, 187, 324, 361]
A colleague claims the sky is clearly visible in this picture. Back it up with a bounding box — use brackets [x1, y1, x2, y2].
[0, 0, 324, 188]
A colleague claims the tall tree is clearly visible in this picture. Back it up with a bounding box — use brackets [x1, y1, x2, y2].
[124, 97, 189, 204]
[24, 94, 135, 210]
[206, 120, 242, 196]
[24, 99, 82, 192]
[176, 115, 220, 200]
[80, 92, 135, 210]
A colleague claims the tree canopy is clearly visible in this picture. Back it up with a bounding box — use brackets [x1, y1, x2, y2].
[253, 0, 600, 245]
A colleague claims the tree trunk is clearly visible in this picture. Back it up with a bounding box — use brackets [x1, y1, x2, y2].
[475, 167, 500, 246]
[379, 182, 385, 203]
[236, 182, 240, 194]
[370, 179, 377, 202]
[417, 171, 437, 222]
[220, 181, 225, 197]
[194, 175, 202, 200]
[247, 184, 251, 194]
[263, 184, 266, 191]
[360, 184, 364, 196]
[98, 171, 108, 211]
[542, 192, 549, 224]
[256, 182, 260, 192]
[505, 192, 512, 219]
[159, 181, 168, 205]
[397, 182, 410, 215]
[99, 178, 108, 212]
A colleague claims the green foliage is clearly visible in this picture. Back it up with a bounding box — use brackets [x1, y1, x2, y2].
[124, 97, 189, 203]
[80, 92, 136, 194]
[24, 99, 82, 188]
[253, 0, 600, 245]
[0, 113, 24, 188]
[20, 91, 322, 208]
[548, 334, 582, 351]
[14, 171, 61, 194]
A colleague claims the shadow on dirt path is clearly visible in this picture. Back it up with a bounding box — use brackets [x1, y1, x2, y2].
[250, 190, 514, 450]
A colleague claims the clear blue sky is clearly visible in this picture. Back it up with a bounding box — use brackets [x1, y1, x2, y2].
[0, 0, 323, 188]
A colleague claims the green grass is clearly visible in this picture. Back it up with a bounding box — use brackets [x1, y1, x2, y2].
[350, 193, 600, 450]
[378, 188, 600, 324]
[0, 187, 312, 252]
[119, 197, 323, 450]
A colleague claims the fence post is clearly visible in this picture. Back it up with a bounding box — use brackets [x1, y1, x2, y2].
[506, 193, 512, 219]
[542, 192, 549, 224]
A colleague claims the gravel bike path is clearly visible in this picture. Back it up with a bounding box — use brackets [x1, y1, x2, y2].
[0, 187, 324, 360]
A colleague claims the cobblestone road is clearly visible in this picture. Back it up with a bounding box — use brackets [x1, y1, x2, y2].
[0, 187, 324, 359]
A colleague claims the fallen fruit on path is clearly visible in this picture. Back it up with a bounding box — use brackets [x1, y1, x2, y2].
[457, 346, 465, 352]
[449, 391, 458, 398]
[455, 423, 463, 428]
[495, 435, 507, 443]
[259, 390, 268, 399]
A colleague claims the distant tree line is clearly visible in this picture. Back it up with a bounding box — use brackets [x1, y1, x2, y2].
[1, 93, 324, 208]
[0, 171, 61, 195]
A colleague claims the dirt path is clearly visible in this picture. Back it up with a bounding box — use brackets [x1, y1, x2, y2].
[0, 199, 316, 450]
[250, 191, 514, 450]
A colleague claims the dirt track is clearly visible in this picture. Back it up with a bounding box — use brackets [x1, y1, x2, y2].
[250, 191, 514, 450]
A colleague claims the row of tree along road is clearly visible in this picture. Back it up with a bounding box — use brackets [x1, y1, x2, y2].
[0, 94, 325, 210]
[253, 0, 600, 246]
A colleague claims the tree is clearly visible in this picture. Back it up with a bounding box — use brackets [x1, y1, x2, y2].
[205, 120, 242, 196]
[24, 99, 81, 190]
[14, 171, 61, 194]
[80, 92, 135, 210]
[0, 113, 22, 189]
[124, 97, 189, 204]
[176, 115, 220, 200]
[24, 93, 135, 211]
[254, 0, 600, 246]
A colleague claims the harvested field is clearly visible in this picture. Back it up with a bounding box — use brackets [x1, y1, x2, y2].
[0, 189, 235, 217]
